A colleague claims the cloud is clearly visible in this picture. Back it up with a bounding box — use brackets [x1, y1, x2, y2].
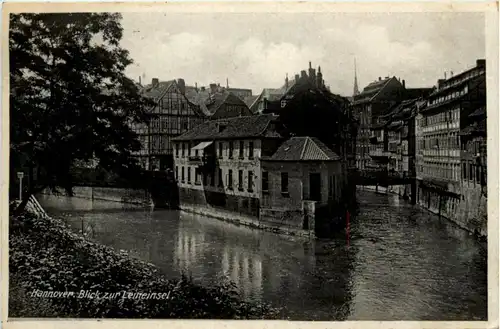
[233, 38, 325, 88]
[121, 13, 484, 96]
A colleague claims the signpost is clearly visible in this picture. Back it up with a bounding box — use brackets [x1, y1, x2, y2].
[17, 172, 24, 202]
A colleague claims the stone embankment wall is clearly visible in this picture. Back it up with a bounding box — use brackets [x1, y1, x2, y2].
[42, 186, 152, 206]
[358, 183, 487, 238]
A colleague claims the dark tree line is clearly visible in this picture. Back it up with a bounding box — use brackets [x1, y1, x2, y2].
[9, 13, 154, 214]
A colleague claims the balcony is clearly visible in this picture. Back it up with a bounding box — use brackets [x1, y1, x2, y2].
[188, 155, 216, 170]
[188, 155, 203, 165]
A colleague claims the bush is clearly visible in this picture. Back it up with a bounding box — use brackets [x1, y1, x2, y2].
[9, 212, 283, 319]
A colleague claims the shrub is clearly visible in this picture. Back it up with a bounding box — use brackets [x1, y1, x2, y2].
[9, 212, 283, 319]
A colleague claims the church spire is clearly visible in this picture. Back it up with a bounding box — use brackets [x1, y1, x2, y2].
[353, 57, 360, 96]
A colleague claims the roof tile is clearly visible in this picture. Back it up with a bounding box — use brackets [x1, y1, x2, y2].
[172, 114, 280, 141]
[264, 136, 341, 161]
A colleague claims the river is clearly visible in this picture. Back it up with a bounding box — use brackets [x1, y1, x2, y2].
[37, 190, 487, 321]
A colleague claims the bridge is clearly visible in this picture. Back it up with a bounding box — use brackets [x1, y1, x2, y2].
[349, 169, 415, 187]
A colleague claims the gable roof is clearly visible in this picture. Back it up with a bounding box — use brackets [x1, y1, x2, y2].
[141, 80, 176, 99]
[264, 136, 341, 161]
[243, 95, 259, 108]
[172, 114, 281, 141]
[210, 92, 253, 119]
[353, 76, 401, 104]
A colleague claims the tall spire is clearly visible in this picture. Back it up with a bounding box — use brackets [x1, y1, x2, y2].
[353, 57, 360, 96]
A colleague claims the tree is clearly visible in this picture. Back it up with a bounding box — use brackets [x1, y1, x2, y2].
[9, 13, 154, 214]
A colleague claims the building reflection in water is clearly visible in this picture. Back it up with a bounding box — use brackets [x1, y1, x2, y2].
[172, 212, 355, 319]
[173, 215, 265, 300]
[39, 192, 487, 320]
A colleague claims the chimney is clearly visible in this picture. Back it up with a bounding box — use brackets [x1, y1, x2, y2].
[195, 82, 198, 92]
[378, 77, 381, 81]
[209, 83, 217, 94]
[437, 79, 446, 89]
[285, 73, 289, 90]
[402, 79, 406, 88]
[301, 70, 308, 79]
[152, 78, 159, 87]
[316, 66, 323, 88]
[308, 61, 316, 83]
[476, 59, 486, 67]
[295, 74, 300, 83]
[177, 78, 186, 95]
[201, 86, 206, 92]
[139, 76, 142, 85]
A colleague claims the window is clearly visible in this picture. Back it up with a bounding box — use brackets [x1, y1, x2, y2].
[175, 166, 179, 180]
[218, 168, 223, 187]
[469, 162, 473, 181]
[227, 169, 233, 189]
[195, 149, 199, 157]
[195, 168, 201, 185]
[281, 172, 289, 193]
[181, 166, 185, 182]
[248, 141, 254, 159]
[182, 143, 185, 157]
[239, 141, 244, 158]
[238, 170, 244, 190]
[328, 176, 335, 199]
[229, 141, 234, 159]
[187, 167, 191, 184]
[262, 171, 269, 191]
[476, 164, 481, 184]
[203, 172, 207, 185]
[248, 171, 254, 192]
[175, 143, 179, 157]
[218, 142, 223, 158]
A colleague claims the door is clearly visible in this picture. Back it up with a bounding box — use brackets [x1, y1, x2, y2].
[309, 173, 322, 202]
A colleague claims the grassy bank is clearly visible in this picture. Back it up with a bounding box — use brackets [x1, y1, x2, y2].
[9, 210, 283, 319]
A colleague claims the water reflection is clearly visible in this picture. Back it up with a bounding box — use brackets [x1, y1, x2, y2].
[37, 191, 486, 320]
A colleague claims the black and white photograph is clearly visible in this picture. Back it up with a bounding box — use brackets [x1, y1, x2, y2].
[3, 3, 497, 324]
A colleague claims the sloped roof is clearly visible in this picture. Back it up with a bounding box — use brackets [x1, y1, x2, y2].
[172, 114, 281, 141]
[140, 81, 207, 117]
[210, 92, 253, 119]
[352, 77, 396, 104]
[264, 136, 341, 161]
[243, 95, 259, 108]
[141, 80, 176, 98]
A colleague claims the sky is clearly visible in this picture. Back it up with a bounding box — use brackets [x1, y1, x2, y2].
[120, 12, 485, 97]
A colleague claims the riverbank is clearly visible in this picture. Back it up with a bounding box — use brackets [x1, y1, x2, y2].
[9, 203, 282, 319]
[179, 204, 314, 238]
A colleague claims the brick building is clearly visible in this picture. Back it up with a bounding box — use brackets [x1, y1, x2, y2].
[351, 76, 432, 171]
[172, 116, 350, 237]
[260, 137, 346, 234]
[415, 59, 486, 234]
[253, 62, 357, 170]
[172, 114, 283, 219]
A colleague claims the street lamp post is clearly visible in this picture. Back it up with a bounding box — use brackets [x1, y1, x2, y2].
[17, 172, 24, 202]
